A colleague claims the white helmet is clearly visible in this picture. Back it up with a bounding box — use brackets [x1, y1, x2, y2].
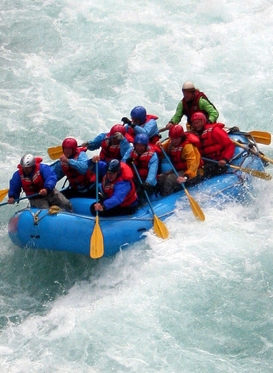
[20, 154, 35, 167]
[182, 81, 195, 90]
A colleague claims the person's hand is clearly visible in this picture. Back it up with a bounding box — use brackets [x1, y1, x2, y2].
[39, 188, 48, 196]
[126, 157, 134, 165]
[94, 203, 104, 211]
[114, 132, 124, 141]
[121, 117, 132, 126]
[81, 141, 88, 147]
[218, 159, 227, 167]
[177, 176, 188, 184]
[7, 197, 15, 204]
[60, 155, 69, 164]
[166, 122, 174, 129]
[92, 155, 100, 163]
[142, 182, 151, 191]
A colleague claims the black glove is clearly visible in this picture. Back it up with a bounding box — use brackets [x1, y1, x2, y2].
[228, 126, 240, 133]
[142, 182, 151, 191]
[126, 157, 134, 165]
[121, 117, 132, 126]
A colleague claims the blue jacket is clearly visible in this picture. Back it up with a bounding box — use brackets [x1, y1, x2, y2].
[8, 163, 57, 199]
[52, 151, 88, 181]
[99, 160, 137, 210]
[86, 132, 132, 158]
[125, 118, 159, 139]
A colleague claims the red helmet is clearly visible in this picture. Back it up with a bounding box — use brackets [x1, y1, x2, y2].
[62, 137, 78, 154]
[169, 125, 184, 138]
[110, 124, 126, 136]
[191, 112, 206, 124]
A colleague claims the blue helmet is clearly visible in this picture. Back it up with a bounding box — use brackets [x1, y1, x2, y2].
[134, 133, 149, 145]
[107, 159, 120, 173]
[130, 106, 146, 124]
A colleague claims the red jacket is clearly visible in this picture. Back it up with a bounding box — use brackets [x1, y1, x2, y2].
[199, 123, 235, 161]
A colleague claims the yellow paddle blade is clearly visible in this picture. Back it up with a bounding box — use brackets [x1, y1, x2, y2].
[230, 164, 272, 180]
[249, 131, 271, 145]
[90, 215, 104, 259]
[0, 188, 9, 202]
[153, 214, 169, 239]
[47, 145, 63, 160]
[184, 188, 205, 222]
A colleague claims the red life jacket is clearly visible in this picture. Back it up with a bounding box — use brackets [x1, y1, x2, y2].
[129, 147, 155, 181]
[100, 134, 123, 162]
[199, 123, 226, 160]
[168, 133, 203, 171]
[18, 157, 44, 195]
[182, 91, 217, 124]
[102, 163, 137, 207]
[61, 148, 95, 189]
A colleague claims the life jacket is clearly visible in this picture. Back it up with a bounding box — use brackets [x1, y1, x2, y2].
[182, 91, 217, 124]
[61, 148, 95, 190]
[199, 123, 226, 160]
[127, 114, 160, 144]
[18, 157, 44, 195]
[100, 134, 123, 162]
[102, 163, 137, 207]
[168, 133, 203, 171]
[129, 147, 155, 181]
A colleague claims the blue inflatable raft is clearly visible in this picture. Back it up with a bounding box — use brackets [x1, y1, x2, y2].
[7, 134, 269, 258]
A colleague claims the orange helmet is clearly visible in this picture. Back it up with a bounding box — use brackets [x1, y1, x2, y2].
[169, 125, 184, 138]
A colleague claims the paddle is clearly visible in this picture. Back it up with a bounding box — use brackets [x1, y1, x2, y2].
[160, 147, 205, 222]
[0, 193, 40, 207]
[159, 126, 271, 145]
[47, 136, 116, 160]
[246, 131, 271, 145]
[0, 188, 9, 202]
[131, 162, 169, 239]
[90, 161, 104, 259]
[232, 139, 273, 165]
[202, 157, 272, 181]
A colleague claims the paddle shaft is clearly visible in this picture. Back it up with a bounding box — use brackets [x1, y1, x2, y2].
[231, 140, 273, 165]
[0, 193, 40, 207]
[202, 157, 272, 180]
[160, 147, 205, 221]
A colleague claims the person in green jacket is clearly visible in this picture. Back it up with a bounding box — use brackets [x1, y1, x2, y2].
[166, 81, 219, 130]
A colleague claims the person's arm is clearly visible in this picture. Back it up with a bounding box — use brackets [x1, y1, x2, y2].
[103, 181, 131, 210]
[198, 97, 219, 123]
[50, 160, 65, 181]
[119, 138, 133, 158]
[121, 147, 133, 163]
[169, 101, 183, 124]
[212, 127, 235, 162]
[40, 164, 57, 191]
[8, 171, 22, 200]
[181, 143, 200, 178]
[146, 153, 159, 186]
[85, 133, 108, 151]
[67, 151, 88, 174]
[133, 119, 159, 138]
